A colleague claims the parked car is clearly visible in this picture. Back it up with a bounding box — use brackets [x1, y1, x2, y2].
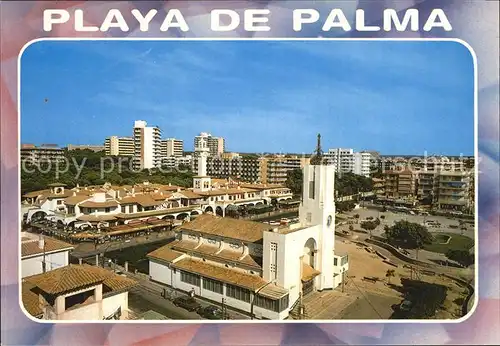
[197, 305, 223, 319]
[173, 297, 201, 312]
[400, 300, 412, 312]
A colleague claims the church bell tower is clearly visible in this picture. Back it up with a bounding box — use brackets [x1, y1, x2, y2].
[299, 134, 336, 290]
[193, 136, 211, 192]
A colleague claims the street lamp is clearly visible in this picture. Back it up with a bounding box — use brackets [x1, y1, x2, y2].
[250, 280, 276, 320]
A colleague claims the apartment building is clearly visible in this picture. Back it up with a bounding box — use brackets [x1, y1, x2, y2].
[434, 170, 474, 212]
[379, 164, 475, 212]
[162, 155, 193, 169]
[382, 170, 418, 200]
[194, 132, 225, 157]
[104, 136, 134, 156]
[192, 153, 262, 183]
[21, 144, 65, 163]
[262, 156, 310, 185]
[67, 144, 105, 152]
[133, 120, 161, 170]
[324, 149, 374, 177]
[353, 152, 373, 177]
[161, 138, 184, 157]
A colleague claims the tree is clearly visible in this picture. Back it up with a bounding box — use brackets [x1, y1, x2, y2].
[385, 269, 396, 284]
[445, 249, 474, 268]
[361, 220, 377, 237]
[385, 220, 433, 249]
[285, 168, 303, 196]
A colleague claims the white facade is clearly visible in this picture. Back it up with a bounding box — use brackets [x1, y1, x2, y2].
[21, 232, 73, 278]
[22, 251, 70, 278]
[148, 162, 348, 320]
[353, 152, 373, 177]
[325, 148, 374, 177]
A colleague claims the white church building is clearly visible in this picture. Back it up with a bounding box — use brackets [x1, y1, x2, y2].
[147, 151, 349, 320]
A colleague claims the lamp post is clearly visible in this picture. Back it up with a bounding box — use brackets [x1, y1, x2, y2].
[250, 280, 276, 320]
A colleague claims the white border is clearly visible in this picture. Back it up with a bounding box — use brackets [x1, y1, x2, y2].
[16, 37, 479, 325]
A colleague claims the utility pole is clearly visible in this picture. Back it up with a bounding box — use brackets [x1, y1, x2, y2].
[342, 268, 346, 293]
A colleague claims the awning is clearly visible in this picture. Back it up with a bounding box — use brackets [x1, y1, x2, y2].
[301, 263, 321, 282]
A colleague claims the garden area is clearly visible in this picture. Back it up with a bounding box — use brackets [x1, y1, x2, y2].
[423, 233, 474, 254]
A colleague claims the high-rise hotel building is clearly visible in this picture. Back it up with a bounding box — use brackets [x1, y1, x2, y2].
[133, 120, 161, 170]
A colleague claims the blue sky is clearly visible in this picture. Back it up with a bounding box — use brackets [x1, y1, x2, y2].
[21, 40, 474, 155]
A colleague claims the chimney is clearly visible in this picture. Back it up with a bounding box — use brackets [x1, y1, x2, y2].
[38, 235, 45, 249]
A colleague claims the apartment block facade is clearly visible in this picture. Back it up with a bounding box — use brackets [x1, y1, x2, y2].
[194, 132, 225, 157]
[161, 138, 184, 157]
[324, 148, 374, 177]
[104, 136, 134, 156]
[67, 144, 105, 152]
[21, 144, 65, 163]
[378, 165, 474, 213]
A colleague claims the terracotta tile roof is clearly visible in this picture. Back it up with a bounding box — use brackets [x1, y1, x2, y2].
[170, 240, 262, 268]
[172, 258, 267, 291]
[147, 246, 185, 263]
[118, 194, 164, 207]
[23, 189, 50, 198]
[24, 264, 137, 296]
[22, 282, 44, 317]
[301, 263, 321, 282]
[181, 214, 271, 243]
[64, 195, 91, 205]
[115, 205, 197, 219]
[76, 214, 117, 222]
[25, 264, 109, 295]
[177, 190, 202, 199]
[21, 237, 74, 258]
[196, 188, 257, 196]
[45, 191, 74, 199]
[79, 200, 119, 208]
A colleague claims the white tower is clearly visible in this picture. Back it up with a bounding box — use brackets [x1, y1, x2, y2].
[193, 136, 211, 192]
[299, 163, 336, 290]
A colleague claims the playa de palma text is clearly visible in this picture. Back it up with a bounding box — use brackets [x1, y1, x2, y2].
[43, 8, 452, 33]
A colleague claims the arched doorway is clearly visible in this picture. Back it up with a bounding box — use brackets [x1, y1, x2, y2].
[162, 214, 175, 220]
[204, 206, 213, 214]
[302, 238, 318, 297]
[31, 211, 47, 222]
[215, 206, 224, 217]
[177, 213, 189, 221]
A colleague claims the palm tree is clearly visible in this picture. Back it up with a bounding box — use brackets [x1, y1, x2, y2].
[385, 269, 396, 285]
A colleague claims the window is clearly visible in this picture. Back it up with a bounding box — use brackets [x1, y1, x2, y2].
[255, 294, 289, 312]
[121, 206, 126, 213]
[202, 277, 223, 294]
[334, 258, 338, 266]
[105, 207, 110, 213]
[180, 271, 200, 286]
[309, 180, 315, 199]
[207, 238, 217, 245]
[341, 255, 348, 266]
[226, 284, 251, 302]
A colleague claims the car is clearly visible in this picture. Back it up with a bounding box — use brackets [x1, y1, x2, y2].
[197, 305, 224, 319]
[400, 300, 412, 312]
[173, 296, 201, 312]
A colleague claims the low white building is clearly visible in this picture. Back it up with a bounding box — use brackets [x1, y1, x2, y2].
[21, 232, 74, 278]
[148, 161, 349, 320]
[22, 264, 137, 320]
